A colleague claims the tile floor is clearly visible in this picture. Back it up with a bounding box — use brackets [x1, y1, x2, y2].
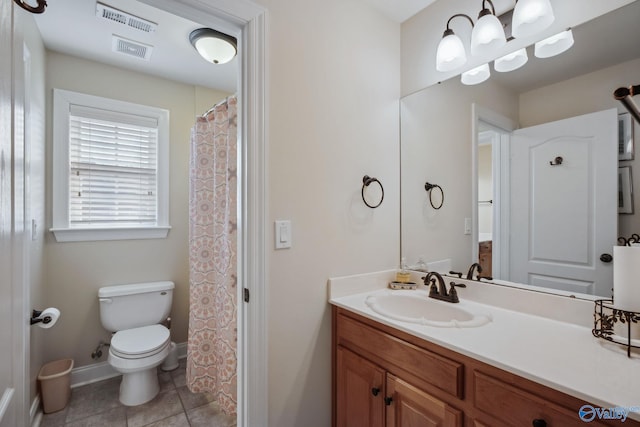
[41, 359, 236, 427]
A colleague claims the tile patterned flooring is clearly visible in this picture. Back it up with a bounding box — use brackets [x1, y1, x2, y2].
[41, 359, 236, 427]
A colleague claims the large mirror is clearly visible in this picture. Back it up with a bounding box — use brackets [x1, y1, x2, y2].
[400, 0, 640, 297]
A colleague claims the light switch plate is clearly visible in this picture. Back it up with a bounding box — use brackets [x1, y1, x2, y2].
[275, 220, 292, 249]
[464, 217, 472, 235]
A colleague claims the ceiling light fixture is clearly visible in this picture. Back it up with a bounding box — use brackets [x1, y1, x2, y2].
[470, 0, 507, 57]
[512, 0, 555, 39]
[435, 14, 474, 72]
[461, 63, 491, 85]
[189, 28, 237, 65]
[534, 29, 574, 58]
[494, 47, 528, 72]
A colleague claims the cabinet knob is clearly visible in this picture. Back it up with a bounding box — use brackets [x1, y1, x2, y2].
[532, 419, 547, 427]
[371, 387, 380, 397]
[384, 396, 393, 406]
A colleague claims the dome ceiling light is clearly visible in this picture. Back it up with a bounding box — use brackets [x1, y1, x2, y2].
[189, 28, 237, 65]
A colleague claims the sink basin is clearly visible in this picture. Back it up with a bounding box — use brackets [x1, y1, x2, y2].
[365, 293, 491, 328]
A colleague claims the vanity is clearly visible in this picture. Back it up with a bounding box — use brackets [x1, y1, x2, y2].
[329, 271, 640, 427]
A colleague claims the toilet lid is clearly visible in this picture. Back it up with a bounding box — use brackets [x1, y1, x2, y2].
[111, 324, 170, 356]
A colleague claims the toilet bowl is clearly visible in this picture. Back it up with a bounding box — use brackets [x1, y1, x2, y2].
[108, 324, 171, 406]
[98, 281, 175, 406]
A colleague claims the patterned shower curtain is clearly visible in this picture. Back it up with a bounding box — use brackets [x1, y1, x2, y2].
[187, 95, 238, 415]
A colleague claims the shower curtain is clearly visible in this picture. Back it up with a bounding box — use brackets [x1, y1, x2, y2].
[187, 95, 237, 415]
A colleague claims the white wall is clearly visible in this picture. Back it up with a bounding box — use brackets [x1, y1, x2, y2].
[255, 0, 400, 425]
[401, 0, 634, 96]
[478, 144, 492, 235]
[400, 78, 518, 273]
[520, 57, 640, 239]
[42, 51, 229, 368]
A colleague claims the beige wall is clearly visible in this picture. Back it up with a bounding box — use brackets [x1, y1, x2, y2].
[21, 11, 47, 405]
[401, 0, 634, 96]
[478, 144, 492, 235]
[42, 51, 229, 368]
[255, 0, 400, 425]
[400, 77, 518, 272]
[519, 57, 640, 240]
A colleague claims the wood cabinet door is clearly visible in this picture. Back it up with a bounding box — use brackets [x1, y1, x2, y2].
[336, 347, 385, 427]
[386, 374, 462, 427]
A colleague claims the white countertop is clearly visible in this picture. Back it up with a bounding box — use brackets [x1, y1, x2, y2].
[328, 270, 640, 421]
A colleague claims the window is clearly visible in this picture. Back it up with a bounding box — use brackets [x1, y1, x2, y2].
[51, 89, 170, 242]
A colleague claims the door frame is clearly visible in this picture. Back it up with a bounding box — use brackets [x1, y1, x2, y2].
[472, 104, 517, 279]
[136, 1, 268, 424]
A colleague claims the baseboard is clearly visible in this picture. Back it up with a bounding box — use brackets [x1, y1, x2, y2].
[70, 341, 187, 388]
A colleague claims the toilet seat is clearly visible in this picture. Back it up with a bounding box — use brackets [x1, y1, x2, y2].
[111, 324, 170, 359]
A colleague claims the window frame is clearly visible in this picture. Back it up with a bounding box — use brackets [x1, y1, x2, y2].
[51, 88, 170, 242]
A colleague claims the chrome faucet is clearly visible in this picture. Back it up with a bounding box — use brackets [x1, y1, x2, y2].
[423, 272, 466, 303]
[466, 263, 483, 280]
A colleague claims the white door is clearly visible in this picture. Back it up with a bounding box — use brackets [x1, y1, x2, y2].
[510, 109, 618, 296]
[0, 1, 28, 426]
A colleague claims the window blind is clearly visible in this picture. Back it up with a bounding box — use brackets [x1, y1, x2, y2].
[68, 105, 159, 227]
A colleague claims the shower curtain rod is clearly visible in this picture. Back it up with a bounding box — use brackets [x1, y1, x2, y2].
[614, 85, 640, 124]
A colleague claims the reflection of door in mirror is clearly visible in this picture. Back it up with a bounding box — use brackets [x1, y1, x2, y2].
[509, 109, 617, 296]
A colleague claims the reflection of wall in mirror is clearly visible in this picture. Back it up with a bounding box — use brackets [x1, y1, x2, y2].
[400, 78, 518, 271]
[520, 57, 640, 239]
[478, 143, 493, 240]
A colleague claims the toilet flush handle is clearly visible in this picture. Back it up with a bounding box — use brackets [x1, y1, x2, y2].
[99, 298, 113, 304]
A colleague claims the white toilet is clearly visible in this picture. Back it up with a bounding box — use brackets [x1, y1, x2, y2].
[98, 281, 174, 406]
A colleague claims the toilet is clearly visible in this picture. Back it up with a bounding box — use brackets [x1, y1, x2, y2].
[98, 281, 174, 406]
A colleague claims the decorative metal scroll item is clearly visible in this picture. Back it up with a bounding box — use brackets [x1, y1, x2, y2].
[13, 0, 47, 13]
[593, 299, 640, 358]
[549, 156, 563, 166]
[618, 233, 640, 246]
[424, 182, 444, 210]
[361, 175, 384, 209]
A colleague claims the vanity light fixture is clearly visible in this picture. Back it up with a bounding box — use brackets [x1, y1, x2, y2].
[435, 14, 474, 72]
[534, 29, 574, 58]
[470, 0, 507, 57]
[461, 63, 491, 85]
[494, 47, 528, 72]
[512, 0, 555, 39]
[189, 28, 237, 65]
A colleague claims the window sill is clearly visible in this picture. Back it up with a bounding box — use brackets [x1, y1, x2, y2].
[50, 226, 171, 243]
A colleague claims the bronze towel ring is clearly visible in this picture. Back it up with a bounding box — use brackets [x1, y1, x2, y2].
[361, 175, 384, 209]
[424, 182, 444, 210]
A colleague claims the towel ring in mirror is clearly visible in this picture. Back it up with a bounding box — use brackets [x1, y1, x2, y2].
[424, 182, 444, 210]
[13, 0, 47, 13]
[362, 175, 384, 209]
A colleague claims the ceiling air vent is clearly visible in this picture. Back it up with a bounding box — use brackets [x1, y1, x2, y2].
[96, 2, 158, 33]
[112, 35, 153, 61]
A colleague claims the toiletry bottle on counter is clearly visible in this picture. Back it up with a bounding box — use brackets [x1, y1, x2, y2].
[396, 257, 411, 283]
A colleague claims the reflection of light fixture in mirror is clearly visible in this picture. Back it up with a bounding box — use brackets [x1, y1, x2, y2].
[436, 14, 474, 72]
[494, 48, 528, 72]
[471, 0, 507, 56]
[512, 0, 555, 39]
[461, 63, 491, 85]
[189, 28, 237, 64]
[534, 29, 574, 58]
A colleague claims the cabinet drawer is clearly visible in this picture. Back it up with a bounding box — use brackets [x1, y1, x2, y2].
[474, 370, 603, 427]
[337, 313, 463, 398]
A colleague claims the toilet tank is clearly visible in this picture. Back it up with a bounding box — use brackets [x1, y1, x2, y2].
[98, 281, 174, 332]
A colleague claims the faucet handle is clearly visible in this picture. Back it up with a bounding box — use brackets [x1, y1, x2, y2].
[447, 282, 466, 303]
[449, 270, 463, 278]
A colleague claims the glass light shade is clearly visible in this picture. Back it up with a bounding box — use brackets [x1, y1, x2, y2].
[494, 48, 528, 72]
[436, 33, 467, 72]
[512, 0, 555, 39]
[189, 28, 237, 64]
[471, 13, 507, 56]
[461, 63, 491, 85]
[534, 29, 574, 58]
